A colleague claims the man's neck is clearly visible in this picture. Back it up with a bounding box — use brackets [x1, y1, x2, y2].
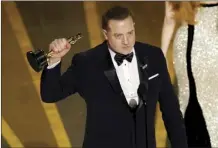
[107, 43, 133, 55]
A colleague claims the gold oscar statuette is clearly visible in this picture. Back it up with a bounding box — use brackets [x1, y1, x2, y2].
[26, 33, 83, 72]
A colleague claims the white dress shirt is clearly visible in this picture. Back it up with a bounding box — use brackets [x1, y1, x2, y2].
[109, 48, 140, 105]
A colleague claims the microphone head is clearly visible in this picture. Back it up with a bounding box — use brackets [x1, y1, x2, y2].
[129, 99, 137, 110]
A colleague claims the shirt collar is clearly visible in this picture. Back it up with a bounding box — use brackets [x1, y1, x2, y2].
[108, 47, 135, 68]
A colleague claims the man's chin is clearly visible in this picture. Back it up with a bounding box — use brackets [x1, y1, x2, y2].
[122, 47, 133, 53]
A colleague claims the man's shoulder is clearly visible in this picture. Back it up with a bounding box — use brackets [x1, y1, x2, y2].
[135, 42, 167, 74]
[135, 41, 164, 57]
[71, 41, 107, 63]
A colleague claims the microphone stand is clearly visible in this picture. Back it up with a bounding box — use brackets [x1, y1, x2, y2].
[133, 108, 137, 148]
[138, 82, 148, 148]
[138, 57, 149, 148]
[129, 99, 137, 148]
[142, 97, 148, 148]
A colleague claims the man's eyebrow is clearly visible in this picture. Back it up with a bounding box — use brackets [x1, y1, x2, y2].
[128, 30, 134, 33]
[114, 33, 123, 36]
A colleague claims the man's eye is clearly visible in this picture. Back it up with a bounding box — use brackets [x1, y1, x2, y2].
[115, 34, 122, 39]
[128, 31, 133, 35]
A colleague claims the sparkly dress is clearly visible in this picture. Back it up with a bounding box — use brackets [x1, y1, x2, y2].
[173, 3, 218, 147]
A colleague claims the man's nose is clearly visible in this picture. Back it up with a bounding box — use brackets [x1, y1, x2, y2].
[123, 36, 129, 45]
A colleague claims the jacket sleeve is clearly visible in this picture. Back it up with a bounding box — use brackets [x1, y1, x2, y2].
[40, 53, 82, 103]
[157, 48, 188, 148]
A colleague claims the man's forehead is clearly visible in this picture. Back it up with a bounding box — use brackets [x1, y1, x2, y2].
[107, 19, 135, 33]
[109, 17, 133, 25]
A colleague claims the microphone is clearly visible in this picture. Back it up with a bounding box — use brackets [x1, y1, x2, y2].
[129, 99, 137, 113]
[129, 99, 137, 148]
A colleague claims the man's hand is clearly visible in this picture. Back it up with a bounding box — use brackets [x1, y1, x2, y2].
[48, 38, 71, 65]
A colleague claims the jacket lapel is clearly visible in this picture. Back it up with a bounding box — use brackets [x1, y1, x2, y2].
[103, 59, 123, 95]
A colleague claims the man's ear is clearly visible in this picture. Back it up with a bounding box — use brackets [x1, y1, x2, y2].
[102, 29, 108, 40]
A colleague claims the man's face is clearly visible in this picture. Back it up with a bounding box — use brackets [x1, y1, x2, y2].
[103, 16, 136, 54]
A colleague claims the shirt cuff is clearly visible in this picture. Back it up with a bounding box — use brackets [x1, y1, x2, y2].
[47, 60, 61, 69]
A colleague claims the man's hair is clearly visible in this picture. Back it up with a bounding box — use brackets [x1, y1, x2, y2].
[102, 6, 134, 30]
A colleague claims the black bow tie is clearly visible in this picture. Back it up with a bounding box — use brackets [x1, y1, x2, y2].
[114, 52, 134, 66]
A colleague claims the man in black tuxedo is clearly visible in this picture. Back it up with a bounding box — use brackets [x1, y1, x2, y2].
[41, 6, 188, 148]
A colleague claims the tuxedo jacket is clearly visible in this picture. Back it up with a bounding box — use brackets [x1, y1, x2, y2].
[40, 41, 188, 148]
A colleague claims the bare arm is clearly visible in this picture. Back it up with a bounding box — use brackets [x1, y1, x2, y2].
[161, 2, 176, 56]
